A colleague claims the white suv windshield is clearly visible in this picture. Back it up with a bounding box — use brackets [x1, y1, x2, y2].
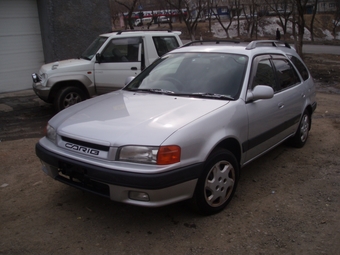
[81, 36, 108, 60]
[125, 52, 248, 99]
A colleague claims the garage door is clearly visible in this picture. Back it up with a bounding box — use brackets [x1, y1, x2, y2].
[0, 0, 44, 93]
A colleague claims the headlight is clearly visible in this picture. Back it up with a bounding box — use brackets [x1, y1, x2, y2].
[40, 73, 47, 85]
[119, 146, 158, 164]
[41, 73, 46, 80]
[46, 124, 57, 142]
[119, 145, 181, 165]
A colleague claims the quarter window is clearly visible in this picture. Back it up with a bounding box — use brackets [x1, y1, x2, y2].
[272, 59, 300, 89]
[153, 36, 180, 57]
[288, 55, 309, 81]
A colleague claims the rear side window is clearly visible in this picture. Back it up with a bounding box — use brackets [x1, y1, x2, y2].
[272, 59, 301, 89]
[153, 36, 180, 57]
[252, 55, 301, 93]
[288, 55, 309, 81]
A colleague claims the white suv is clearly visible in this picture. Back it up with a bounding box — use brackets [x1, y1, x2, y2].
[36, 40, 317, 215]
[32, 30, 182, 112]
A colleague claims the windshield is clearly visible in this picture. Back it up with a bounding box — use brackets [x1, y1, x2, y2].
[124, 52, 248, 100]
[81, 36, 108, 60]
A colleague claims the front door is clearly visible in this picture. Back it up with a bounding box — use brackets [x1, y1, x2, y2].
[94, 37, 142, 94]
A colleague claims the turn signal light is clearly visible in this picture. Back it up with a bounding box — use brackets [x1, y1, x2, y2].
[157, 145, 181, 165]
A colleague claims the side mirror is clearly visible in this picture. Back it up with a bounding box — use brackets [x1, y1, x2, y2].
[125, 76, 135, 85]
[96, 53, 102, 63]
[246, 85, 274, 102]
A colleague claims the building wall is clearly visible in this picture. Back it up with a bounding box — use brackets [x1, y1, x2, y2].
[37, 0, 112, 63]
[0, 0, 44, 93]
[318, 1, 337, 13]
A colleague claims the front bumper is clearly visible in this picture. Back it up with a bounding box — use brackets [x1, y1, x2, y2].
[32, 82, 50, 102]
[36, 143, 203, 207]
[32, 73, 50, 102]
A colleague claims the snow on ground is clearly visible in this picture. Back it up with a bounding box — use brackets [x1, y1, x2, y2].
[323, 29, 334, 40]
[211, 17, 339, 41]
[322, 29, 340, 40]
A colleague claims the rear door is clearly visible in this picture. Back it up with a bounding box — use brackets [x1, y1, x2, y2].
[270, 55, 304, 135]
[94, 37, 142, 94]
[244, 54, 301, 161]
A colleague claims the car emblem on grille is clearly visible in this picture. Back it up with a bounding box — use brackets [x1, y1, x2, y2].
[65, 143, 100, 155]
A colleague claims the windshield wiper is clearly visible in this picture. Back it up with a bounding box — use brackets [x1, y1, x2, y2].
[127, 89, 234, 100]
[190, 93, 234, 100]
[128, 88, 175, 94]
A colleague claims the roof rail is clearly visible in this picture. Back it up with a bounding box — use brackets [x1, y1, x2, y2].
[245, 40, 291, 50]
[114, 30, 174, 35]
[182, 40, 241, 47]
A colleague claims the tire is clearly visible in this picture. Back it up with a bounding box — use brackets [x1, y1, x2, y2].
[290, 110, 311, 148]
[193, 148, 239, 215]
[54, 86, 87, 112]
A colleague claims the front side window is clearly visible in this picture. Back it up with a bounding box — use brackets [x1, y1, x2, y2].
[81, 36, 108, 60]
[153, 36, 180, 57]
[252, 59, 277, 90]
[125, 52, 248, 99]
[100, 37, 141, 63]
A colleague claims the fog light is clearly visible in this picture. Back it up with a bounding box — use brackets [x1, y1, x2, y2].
[129, 191, 150, 201]
[40, 160, 59, 178]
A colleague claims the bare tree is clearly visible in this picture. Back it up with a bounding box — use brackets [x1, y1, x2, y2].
[292, 0, 309, 56]
[241, 4, 252, 36]
[211, 4, 234, 38]
[233, 0, 242, 37]
[249, 0, 262, 39]
[212, 0, 243, 39]
[206, 0, 213, 33]
[164, 0, 205, 40]
[241, 3, 259, 38]
[310, 0, 319, 41]
[332, 1, 340, 39]
[264, 0, 292, 40]
[114, 0, 139, 29]
[150, 1, 174, 29]
[291, 2, 297, 46]
[109, 0, 126, 30]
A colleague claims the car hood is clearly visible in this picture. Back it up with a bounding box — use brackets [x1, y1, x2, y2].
[41, 58, 91, 73]
[51, 91, 229, 146]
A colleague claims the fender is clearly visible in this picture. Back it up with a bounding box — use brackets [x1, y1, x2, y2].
[47, 74, 96, 97]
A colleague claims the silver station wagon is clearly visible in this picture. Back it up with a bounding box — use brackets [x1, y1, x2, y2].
[36, 40, 317, 215]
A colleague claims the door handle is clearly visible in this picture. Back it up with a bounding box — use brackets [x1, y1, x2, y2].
[278, 102, 284, 109]
[131, 67, 137, 70]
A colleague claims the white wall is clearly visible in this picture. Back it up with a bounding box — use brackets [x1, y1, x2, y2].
[0, 0, 44, 93]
